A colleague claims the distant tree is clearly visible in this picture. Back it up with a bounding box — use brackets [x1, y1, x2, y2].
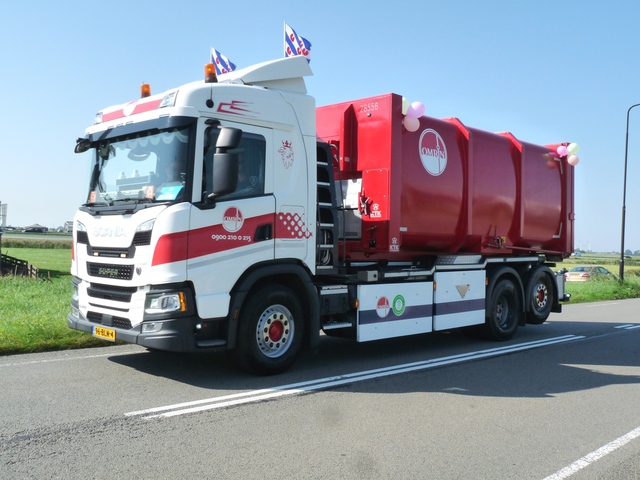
[625, 249, 633, 256]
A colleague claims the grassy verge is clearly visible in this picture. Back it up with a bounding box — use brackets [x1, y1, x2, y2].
[0, 248, 109, 355]
[559, 253, 640, 303]
[1, 236, 72, 249]
[1, 248, 640, 356]
[564, 277, 640, 303]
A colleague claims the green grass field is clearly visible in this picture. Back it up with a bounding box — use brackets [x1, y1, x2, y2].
[0, 248, 108, 355]
[1, 247, 639, 356]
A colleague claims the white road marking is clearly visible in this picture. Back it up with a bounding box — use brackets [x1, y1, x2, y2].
[0, 350, 138, 367]
[614, 324, 633, 329]
[542, 425, 640, 479]
[126, 335, 583, 419]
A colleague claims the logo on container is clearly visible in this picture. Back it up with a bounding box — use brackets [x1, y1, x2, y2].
[222, 207, 244, 232]
[376, 296, 391, 318]
[419, 129, 447, 176]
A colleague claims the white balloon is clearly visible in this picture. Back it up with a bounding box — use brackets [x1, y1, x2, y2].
[403, 116, 420, 132]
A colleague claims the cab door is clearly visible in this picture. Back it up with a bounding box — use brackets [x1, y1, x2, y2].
[187, 120, 274, 319]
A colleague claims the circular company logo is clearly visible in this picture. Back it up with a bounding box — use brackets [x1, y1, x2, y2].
[419, 129, 448, 176]
[222, 207, 244, 232]
[392, 295, 406, 316]
[376, 296, 390, 318]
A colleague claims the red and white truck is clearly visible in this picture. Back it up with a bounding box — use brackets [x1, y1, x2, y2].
[69, 56, 574, 374]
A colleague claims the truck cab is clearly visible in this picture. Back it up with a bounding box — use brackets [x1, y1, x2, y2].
[69, 57, 322, 370]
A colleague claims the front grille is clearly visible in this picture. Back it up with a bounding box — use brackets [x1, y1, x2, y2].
[112, 317, 132, 329]
[88, 283, 137, 302]
[133, 230, 152, 246]
[87, 262, 133, 280]
[87, 311, 133, 329]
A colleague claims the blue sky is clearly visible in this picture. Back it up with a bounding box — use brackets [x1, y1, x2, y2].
[1, 0, 639, 253]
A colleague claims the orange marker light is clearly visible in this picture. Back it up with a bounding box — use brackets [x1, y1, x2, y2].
[204, 63, 217, 83]
[140, 83, 151, 98]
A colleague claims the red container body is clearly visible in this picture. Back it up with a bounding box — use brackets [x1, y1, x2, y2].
[316, 93, 575, 261]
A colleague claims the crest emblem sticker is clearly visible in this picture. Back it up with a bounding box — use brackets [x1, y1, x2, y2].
[278, 140, 294, 169]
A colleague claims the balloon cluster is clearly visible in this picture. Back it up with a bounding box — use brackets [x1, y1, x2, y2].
[402, 97, 425, 132]
[556, 143, 580, 166]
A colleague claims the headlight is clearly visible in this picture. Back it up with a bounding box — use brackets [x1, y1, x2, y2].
[136, 219, 155, 233]
[145, 292, 187, 314]
[76, 221, 87, 232]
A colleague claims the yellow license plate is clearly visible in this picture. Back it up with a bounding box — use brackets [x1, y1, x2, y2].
[93, 326, 116, 342]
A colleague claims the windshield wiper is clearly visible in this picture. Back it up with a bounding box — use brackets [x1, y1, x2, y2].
[111, 197, 154, 205]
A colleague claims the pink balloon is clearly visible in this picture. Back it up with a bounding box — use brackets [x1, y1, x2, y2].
[403, 116, 420, 132]
[556, 145, 568, 157]
[406, 105, 418, 119]
[410, 101, 425, 118]
[567, 154, 579, 166]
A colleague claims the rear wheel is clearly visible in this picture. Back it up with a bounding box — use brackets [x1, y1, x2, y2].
[485, 278, 521, 340]
[526, 269, 554, 324]
[234, 285, 304, 375]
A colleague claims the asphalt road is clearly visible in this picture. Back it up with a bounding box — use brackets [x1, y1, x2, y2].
[2, 299, 640, 479]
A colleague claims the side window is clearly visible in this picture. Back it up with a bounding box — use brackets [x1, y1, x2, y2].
[230, 133, 265, 197]
[203, 129, 265, 199]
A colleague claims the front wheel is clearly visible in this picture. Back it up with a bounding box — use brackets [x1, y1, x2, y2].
[233, 285, 304, 375]
[485, 278, 521, 341]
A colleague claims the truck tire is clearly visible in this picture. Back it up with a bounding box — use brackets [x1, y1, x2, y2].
[234, 285, 304, 375]
[526, 269, 554, 324]
[485, 278, 521, 340]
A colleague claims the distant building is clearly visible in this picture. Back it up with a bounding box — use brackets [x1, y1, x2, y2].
[64, 221, 73, 233]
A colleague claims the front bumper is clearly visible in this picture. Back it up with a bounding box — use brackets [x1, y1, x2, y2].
[68, 312, 227, 352]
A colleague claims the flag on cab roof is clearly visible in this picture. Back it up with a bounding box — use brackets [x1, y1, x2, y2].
[284, 23, 311, 63]
[210, 47, 237, 75]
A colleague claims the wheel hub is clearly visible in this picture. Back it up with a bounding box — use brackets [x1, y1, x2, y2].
[256, 306, 293, 358]
[535, 284, 548, 307]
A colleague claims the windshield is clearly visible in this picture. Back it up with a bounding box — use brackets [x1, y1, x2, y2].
[86, 125, 192, 206]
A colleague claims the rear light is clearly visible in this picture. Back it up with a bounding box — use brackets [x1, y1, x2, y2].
[204, 63, 217, 83]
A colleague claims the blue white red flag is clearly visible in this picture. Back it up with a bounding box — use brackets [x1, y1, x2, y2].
[210, 47, 237, 75]
[284, 23, 311, 63]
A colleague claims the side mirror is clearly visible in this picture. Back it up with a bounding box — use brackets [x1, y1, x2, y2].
[205, 126, 242, 199]
[209, 152, 239, 197]
[75, 137, 91, 154]
[216, 127, 242, 151]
